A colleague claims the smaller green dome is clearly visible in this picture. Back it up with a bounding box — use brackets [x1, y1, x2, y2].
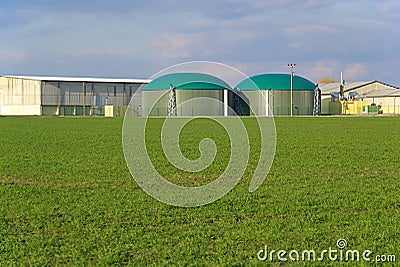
[144, 73, 231, 91]
[236, 74, 316, 91]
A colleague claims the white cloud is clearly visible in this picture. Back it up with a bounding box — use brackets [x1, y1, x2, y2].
[151, 32, 207, 59]
[304, 0, 335, 8]
[283, 24, 337, 36]
[344, 63, 368, 81]
[303, 62, 371, 83]
[65, 49, 118, 57]
[0, 50, 27, 60]
[304, 61, 341, 82]
[379, 1, 400, 13]
[288, 42, 302, 48]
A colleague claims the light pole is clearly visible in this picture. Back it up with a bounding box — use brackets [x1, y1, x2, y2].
[288, 63, 296, 116]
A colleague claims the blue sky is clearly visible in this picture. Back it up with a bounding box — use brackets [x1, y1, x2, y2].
[1, 0, 399, 85]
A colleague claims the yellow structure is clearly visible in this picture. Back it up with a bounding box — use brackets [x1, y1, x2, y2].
[328, 100, 369, 115]
[104, 105, 128, 117]
[340, 100, 369, 115]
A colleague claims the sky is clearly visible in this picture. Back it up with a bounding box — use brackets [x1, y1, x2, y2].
[1, 0, 399, 85]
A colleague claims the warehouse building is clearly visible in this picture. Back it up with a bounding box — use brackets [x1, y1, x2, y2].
[320, 81, 400, 115]
[0, 75, 150, 116]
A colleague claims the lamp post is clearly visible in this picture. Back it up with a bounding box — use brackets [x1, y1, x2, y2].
[288, 63, 296, 116]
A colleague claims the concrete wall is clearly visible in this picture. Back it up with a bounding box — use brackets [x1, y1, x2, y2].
[0, 105, 41, 116]
[0, 77, 41, 115]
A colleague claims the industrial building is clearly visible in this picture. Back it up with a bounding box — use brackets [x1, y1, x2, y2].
[2, 73, 399, 117]
[0, 75, 150, 116]
[142, 73, 318, 117]
[320, 81, 400, 115]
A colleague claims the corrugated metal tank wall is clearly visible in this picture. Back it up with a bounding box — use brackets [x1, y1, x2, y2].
[269, 91, 314, 116]
[142, 91, 169, 116]
[142, 90, 224, 116]
[242, 91, 267, 116]
[176, 90, 223, 116]
[236, 74, 316, 116]
[142, 89, 314, 116]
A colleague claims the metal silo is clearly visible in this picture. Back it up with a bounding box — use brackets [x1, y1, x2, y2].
[236, 74, 316, 116]
[142, 73, 231, 117]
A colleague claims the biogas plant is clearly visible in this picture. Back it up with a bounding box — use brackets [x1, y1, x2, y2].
[0, 71, 399, 117]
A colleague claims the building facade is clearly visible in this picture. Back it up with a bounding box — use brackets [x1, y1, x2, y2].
[320, 81, 400, 115]
[0, 76, 150, 116]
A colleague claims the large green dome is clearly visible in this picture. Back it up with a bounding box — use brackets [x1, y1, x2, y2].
[236, 74, 316, 91]
[143, 73, 231, 91]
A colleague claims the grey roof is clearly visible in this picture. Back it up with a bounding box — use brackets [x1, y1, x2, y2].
[390, 90, 400, 97]
[1, 75, 151, 84]
[364, 88, 400, 98]
[319, 81, 373, 95]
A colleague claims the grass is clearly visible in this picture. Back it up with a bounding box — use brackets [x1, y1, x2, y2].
[0, 116, 399, 265]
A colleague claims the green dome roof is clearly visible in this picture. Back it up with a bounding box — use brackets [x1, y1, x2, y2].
[236, 74, 316, 91]
[143, 73, 231, 91]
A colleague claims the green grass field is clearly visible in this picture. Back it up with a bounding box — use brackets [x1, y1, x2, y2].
[0, 117, 399, 265]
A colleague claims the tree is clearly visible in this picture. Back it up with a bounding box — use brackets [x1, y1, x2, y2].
[318, 77, 338, 84]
